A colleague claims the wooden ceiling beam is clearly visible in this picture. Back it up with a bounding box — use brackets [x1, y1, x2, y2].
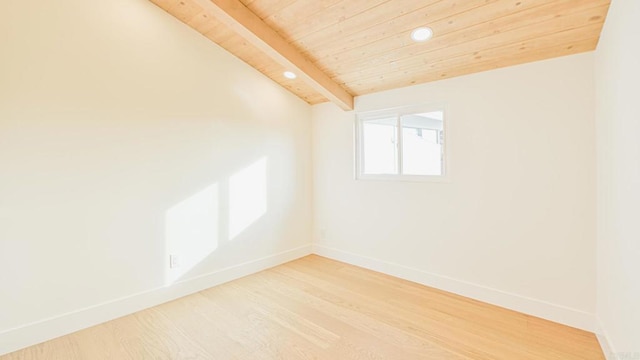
[192, 0, 354, 110]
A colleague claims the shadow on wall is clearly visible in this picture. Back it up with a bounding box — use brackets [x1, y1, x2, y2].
[163, 157, 268, 285]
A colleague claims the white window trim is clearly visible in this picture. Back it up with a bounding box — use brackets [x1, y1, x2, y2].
[354, 103, 450, 183]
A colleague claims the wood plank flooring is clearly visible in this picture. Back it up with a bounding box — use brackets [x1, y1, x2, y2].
[1, 255, 605, 359]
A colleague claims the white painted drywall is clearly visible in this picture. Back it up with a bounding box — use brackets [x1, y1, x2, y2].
[0, 0, 312, 351]
[312, 53, 597, 329]
[595, 0, 640, 356]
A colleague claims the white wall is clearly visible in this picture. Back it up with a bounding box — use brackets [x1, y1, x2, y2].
[595, 0, 640, 356]
[312, 53, 597, 330]
[0, 0, 312, 354]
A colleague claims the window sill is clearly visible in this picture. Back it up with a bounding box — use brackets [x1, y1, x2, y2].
[356, 174, 451, 183]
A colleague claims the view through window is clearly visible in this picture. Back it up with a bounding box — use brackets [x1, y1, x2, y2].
[358, 107, 445, 179]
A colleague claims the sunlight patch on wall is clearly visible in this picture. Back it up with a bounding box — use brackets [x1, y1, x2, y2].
[229, 157, 267, 240]
[165, 183, 219, 285]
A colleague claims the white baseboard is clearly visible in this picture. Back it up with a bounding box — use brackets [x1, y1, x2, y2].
[313, 244, 596, 332]
[0, 244, 312, 357]
[595, 318, 617, 360]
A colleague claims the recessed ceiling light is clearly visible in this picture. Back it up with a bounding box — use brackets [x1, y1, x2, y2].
[411, 27, 433, 42]
[283, 71, 297, 79]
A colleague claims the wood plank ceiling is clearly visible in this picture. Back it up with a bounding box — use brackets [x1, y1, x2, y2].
[150, 0, 610, 110]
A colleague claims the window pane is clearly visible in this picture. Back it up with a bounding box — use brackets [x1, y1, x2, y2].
[362, 117, 398, 174]
[401, 111, 443, 175]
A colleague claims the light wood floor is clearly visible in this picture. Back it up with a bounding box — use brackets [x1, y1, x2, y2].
[1, 255, 605, 359]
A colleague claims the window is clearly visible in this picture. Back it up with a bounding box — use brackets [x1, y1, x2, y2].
[356, 106, 446, 180]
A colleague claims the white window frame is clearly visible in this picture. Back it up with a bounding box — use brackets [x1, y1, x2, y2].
[355, 104, 449, 182]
